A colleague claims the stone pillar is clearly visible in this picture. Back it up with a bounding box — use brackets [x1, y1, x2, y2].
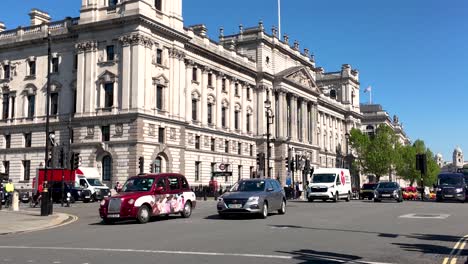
[184, 60, 192, 121]
[216, 74, 223, 128]
[75, 41, 97, 116]
[201, 67, 208, 125]
[256, 85, 266, 137]
[120, 38, 131, 111]
[290, 95, 298, 141]
[301, 100, 307, 143]
[241, 83, 246, 133]
[228, 78, 235, 130]
[279, 91, 287, 138]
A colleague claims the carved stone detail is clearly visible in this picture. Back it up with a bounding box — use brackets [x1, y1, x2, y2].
[87, 126, 95, 136]
[170, 128, 176, 139]
[169, 48, 185, 60]
[115, 124, 123, 136]
[118, 34, 154, 48]
[148, 124, 155, 137]
[286, 69, 314, 89]
[76, 41, 98, 53]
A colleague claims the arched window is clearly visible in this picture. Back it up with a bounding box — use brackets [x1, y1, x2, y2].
[330, 89, 337, 99]
[102, 155, 112, 181]
[154, 157, 162, 173]
[155, 0, 162, 11]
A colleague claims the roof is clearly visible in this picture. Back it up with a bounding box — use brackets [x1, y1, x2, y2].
[76, 167, 101, 178]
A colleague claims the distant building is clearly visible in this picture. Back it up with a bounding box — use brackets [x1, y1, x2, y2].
[437, 147, 467, 172]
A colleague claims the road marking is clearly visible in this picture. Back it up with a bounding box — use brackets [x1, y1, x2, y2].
[444, 235, 467, 264]
[399, 213, 450, 219]
[0, 246, 394, 263]
[450, 258, 457, 264]
[442, 258, 449, 264]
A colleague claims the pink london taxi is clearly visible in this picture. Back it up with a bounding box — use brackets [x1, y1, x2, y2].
[99, 173, 196, 224]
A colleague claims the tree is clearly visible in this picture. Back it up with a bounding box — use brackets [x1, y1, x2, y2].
[349, 125, 398, 182]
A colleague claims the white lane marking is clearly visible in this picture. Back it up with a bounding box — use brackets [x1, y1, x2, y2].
[0, 246, 394, 263]
[442, 258, 449, 264]
[399, 213, 450, 219]
[53, 261, 61, 264]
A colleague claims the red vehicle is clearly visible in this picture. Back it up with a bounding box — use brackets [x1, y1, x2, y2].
[33, 169, 76, 190]
[99, 173, 196, 224]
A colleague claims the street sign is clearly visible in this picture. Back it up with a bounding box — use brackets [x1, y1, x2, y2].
[219, 163, 226, 171]
[212, 171, 232, 177]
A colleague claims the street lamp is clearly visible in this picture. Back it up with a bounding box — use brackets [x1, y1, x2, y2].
[345, 132, 350, 169]
[264, 99, 274, 178]
[42, 30, 52, 216]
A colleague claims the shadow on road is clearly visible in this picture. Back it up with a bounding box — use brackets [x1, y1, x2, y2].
[204, 214, 261, 221]
[89, 215, 180, 225]
[277, 249, 363, 264]
[392, 243, 453, 255]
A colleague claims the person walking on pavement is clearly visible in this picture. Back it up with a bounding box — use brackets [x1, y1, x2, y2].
[4, 179, 14, 207]
[298, 182, 304, 199]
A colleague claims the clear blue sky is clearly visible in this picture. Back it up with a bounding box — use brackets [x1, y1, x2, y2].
[1, 0, 467, 162]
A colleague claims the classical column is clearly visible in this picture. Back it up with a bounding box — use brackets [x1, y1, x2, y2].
[240, 82, 246, 133]
[228, 78, 235, 130]
[301, 100, 307, 143]
[177, 50, 186, 120]
[184, 60, 192, 121]
[256, 85, 266, 137]
[216, 74, 223, 128]
[119, 37, 131, 111]
[290, 95, 298, 141]
[75, 40, 97, 116]
[278, 91, 287, 138]
[200, 67, 209, 125]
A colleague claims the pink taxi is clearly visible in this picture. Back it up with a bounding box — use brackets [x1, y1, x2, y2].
[99, 173, 196, 224]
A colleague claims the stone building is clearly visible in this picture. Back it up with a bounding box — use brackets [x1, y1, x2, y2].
[0, 0, 363, 188]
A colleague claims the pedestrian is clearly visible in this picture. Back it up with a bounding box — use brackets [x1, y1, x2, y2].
[298, 182, 304, 199]
[5, 179, 14, 207]
[295, 182, 299, 199]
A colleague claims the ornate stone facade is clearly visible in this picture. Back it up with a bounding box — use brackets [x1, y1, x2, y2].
[0, 0, 366, 188]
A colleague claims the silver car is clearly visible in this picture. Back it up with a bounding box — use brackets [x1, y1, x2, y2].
[217, 179, 286, 219]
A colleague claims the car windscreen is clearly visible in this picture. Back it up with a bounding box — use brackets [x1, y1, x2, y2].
[230, 181, 265, 192]
[312, 174, 336, 183]
[122, 178, 155, 192]
[86, 179, 104, 186]
[377, 182, 397, 189]
[438, 175, 462, 186]
[362, 184, 377, 190]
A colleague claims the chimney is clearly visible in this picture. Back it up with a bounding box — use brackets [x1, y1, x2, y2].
[0, 22, 5, 33]
[29, 9, 51, 26]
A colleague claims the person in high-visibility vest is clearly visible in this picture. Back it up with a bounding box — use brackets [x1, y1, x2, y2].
[4, 180, 14, 207]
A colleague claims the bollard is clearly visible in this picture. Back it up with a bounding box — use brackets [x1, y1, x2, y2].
[12, 190, 19, 211]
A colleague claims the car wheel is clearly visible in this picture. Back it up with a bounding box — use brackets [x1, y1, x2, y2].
[322, 199, 327, 202]
[374, 198, 381, 203]
[102, 218, 114, 225]
[333, 192, 339, 203]
[278, 200, 286, 215]
[261, 202, 268, 219]
[181, 201, 192, 218]
[83, 199, 90, 203]
[137, 205, 151, 224]
[345, 192, 351, 202]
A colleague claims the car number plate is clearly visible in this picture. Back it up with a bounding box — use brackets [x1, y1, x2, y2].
[382, 194, 391, 197]
[228, 204, 242, 209]
[445, 195, 453, 198]
[85, 196, 90, 198]
[107, 214, 120, 218]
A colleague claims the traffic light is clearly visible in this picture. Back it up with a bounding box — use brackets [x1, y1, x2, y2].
[291, 157, 295, 172]
[58, 148, 64, 168]
[71, 152, 80, 170]
[416, 154, 427, 175]
[256, 153, 265, 171]
[285, 157, 290, 170]
[47, 146, 54, 168]
[139, 157, 144, 174]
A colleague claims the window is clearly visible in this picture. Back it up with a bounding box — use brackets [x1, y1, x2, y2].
[207, 103, 213, 124]
[156, 85, 163, 110]
[250, 166, 254, 178]
[250, 144, 253, 156]
[154, 157, 162, 173]
[158, 127, 165, 143]
[192, 67, 197, 82]
[211, 138, 215, 151]
[28, 61, 36, 76]
[195, 161, 201, 181]
[156, 177, 166, 190]
[109, 0, 118, 7]
[191, 99, 197, 121]
[5, 135, 10, 149]
[2, 93, 9, 120]
[73, 54, 78, 70]
[238, 142, 242, 155]
[106, 45, 115, 61]
[24, 133, 32, 148]
[330, 89, 337, 99]
[168, 176, 180, 191]
[246, 113, 251, 132]
[23, 160, 31, 181]
[11, 96, 14, 118]
[225, 140, 229, 153]
[102, 155, 112, 181]
[51, 92, 59, 116]
[234, 83, 239, 96]
[3, 65, 10, 79]
[51, 57, 59, 73]
[156, 49, 162, 64]
[222, 79, 226, 91]
[234, 110, 240, 130]
[73, 89, 77, 114]
[208, 73, 213, 86]
[181, 177, 189, 189]
[27, 95, 35, 118]
[104, 83, 113, 108]
[155, 0, 162, 11]
[221, 107, 227, 127]
[247, 87, 251, 100]
[102, 126, 110, 142]
[3, 161, 9, 176]
[211, 162, 216, 179]
[195, 135, 200, 149]
[238, 165, 242, 181]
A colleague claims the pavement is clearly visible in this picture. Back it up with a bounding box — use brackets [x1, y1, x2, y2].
[0, 208, 77, 235]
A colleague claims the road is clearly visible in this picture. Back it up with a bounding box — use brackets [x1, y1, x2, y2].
[0, 199, 467, 264]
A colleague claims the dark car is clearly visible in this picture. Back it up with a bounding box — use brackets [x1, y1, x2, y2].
[217, 179, 286, 219]
[50, 182, 92, 203]
[374, 182, 403, 203]
[360, 183, 378, 200]
[436, 173, 466, 203]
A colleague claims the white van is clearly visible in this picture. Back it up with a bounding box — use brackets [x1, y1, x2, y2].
[76, 167, 110, 201]
[307, 168, 352, 202]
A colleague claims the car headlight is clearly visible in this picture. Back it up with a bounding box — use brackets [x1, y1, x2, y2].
[436, 188, 442, 192]
[374, 191, 379, 196]
[455, 188, 463, 193]
[393, 190, 398, 194]
[128, 199, 135, 205]
[247, 196, 259, 203]
[100, 200, 106, 206]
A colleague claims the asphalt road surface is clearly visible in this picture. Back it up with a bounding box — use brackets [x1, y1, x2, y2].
[0, 199, 467, 264]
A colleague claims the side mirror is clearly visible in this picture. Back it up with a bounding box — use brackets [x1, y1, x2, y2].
[266, 188, 274, 192]
[155, 186, 164, 194]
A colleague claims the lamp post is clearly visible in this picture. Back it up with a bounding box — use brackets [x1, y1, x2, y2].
[345, 132, 350, 169]
[41, 31, 52, 216]
[264, 99, 274, 178]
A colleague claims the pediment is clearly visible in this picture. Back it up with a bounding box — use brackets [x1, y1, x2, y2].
[277, 66, 321, 94]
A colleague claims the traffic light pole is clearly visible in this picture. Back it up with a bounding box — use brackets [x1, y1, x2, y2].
[41, 31, 52, 217]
